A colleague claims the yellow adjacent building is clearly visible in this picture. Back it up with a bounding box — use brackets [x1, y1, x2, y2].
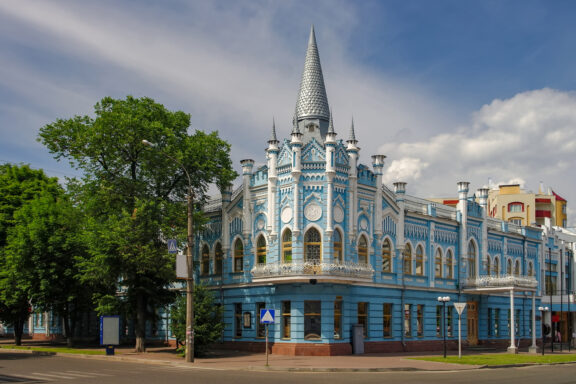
[487, 184, 567, 227]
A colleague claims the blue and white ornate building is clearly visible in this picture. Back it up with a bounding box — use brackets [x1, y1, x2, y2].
[196, 27, 552, 355]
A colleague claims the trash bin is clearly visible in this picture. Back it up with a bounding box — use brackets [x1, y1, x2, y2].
[352, 324, 364, 354]
[105, 345, 115, 356]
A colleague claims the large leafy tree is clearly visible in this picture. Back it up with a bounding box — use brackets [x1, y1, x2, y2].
[0, 164, 61, 345]
[6, 191, 90, 347]
[38, 96, 236, 352]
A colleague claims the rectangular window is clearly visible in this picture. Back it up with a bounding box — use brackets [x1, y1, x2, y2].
[334, 300, 342, 340]
[358, 302, 368, 337]
[257, 302, 266, 338]
[507, 309, 511, 336]
[515, 309, 520, 336]
[234, 303, 242, 338]
[417, 305, 424, 337]
[404, 304, 412, 337]
[304, 301, 321, 340]
[494, 308, 500, 337]
[447, 307, 453, 337]
[282, 301, 291, 339]
[383, 303, 392, 337]
[436, 305, 442, 337]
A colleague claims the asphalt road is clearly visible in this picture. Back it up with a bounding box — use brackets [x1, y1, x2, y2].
[1, 353, 575, 384]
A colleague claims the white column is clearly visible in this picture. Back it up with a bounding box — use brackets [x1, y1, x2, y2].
[508, 289, 518, 353]
[529, 292, 538, 353]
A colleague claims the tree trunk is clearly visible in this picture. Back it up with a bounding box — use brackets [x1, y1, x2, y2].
[63, 311, 74, 347]
[14, 318, 24, 346]
[134, 294, 146, 352]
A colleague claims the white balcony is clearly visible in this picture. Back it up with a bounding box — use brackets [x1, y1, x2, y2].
[251, 261, 374, 282]
[464, 274, 538, 291]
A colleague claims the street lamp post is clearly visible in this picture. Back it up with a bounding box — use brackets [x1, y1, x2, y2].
[438, 296, 451, 358]
[539, 306, 549, 356]
[142, 139, 195, 363]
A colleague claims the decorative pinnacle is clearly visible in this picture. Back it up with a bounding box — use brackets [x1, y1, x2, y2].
[347, 117, 357, 143]
[328, 111, 335, 134]
[294, 25, 330, 122]
[270, 117, 278, 142]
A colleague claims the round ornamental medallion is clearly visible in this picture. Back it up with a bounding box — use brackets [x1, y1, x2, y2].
[334, 205, 344, 223]
[257, 219, 265, 230]
[360, 218, 368, 230]
[304, 203, 322, 222]
[281, 207, 293, 223]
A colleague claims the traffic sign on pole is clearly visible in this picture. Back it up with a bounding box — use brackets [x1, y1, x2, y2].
[167, 239, 178, 254]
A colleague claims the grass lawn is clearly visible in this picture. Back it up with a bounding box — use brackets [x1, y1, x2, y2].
[413, 353, 576, 366]
[0, 345, 105, 355]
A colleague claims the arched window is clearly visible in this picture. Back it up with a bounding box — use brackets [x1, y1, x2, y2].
[333, 229, 343, 264]
[468, 241, 477, 277]
[506, 258, 512, 275]
[434, 248, 442, 278]
[527, 261, 533, 276]
[304, 228, 321, 263]
[403, 243, 412, 275]
[486, 256, 491, 276]
[282, 229, 292, 263]
[256, 235, 267, 264]
[494, 257, 500, 276]
[514, 260, 520, 276]
[358, 235, 368, 264]
[446, 249, 453, 279]
[415, 245, 424, 276]
[382, 239, 392, 273]
[234, 238, 244, 272]
[215, 242, 223, 275]
[201, 244, 210, 276]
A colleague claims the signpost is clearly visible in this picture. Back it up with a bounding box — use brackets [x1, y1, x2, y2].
[260, 309, 275, 366]
[453, 302, 467, 359]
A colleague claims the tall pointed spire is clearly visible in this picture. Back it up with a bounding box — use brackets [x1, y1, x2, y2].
[271, 118, 277, 141]
[295, 26, 330, 122]
[347, 117, 357, 143]
[328, 111, 335, 134]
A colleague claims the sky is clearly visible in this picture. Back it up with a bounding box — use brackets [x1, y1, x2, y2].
[1, 0, 576, 227]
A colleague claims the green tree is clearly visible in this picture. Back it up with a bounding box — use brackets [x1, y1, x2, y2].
[6, 191, 90, 347]
[0, 164, 61, 345]
[170, 284, 223, 357]
[39, 96, 236, 352]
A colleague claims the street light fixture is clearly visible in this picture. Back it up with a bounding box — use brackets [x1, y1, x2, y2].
[437, 296, 451, 358]
[538, 306, 549, 356]
[142, 139, 195, 363]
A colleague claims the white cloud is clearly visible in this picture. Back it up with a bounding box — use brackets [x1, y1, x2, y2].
[380, 88, 576, 226]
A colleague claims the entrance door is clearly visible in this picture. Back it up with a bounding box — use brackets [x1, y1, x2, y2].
[467, 301, 478, 345]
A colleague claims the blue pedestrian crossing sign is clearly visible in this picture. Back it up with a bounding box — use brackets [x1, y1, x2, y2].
[167, 239, 178, 254]
[260, 309, 275, 324]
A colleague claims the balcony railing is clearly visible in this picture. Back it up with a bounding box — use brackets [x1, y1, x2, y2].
[464, 274, 538, 290]
[251, 261, 374, 280]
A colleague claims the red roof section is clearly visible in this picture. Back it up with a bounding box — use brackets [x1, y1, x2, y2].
[552, 190, 566, 202]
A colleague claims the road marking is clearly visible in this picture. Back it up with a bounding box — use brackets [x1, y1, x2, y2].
[64, 370, 113, 377]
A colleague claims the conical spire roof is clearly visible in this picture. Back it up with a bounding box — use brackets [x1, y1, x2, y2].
[295, 26, 330, 121]
[347, 117, 357, 143]
[271, 118, 278, 141]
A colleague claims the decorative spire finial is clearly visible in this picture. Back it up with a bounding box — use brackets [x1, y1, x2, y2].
[271, 117, 277, 141]
[347, 117, 357, 143]
[328, 111, 335, 134]
[294, 26, 330, 122]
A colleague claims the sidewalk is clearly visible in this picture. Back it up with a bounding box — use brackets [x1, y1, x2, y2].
[0, 340, 482, 371]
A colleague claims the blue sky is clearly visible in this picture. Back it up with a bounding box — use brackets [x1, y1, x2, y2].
[1, 0, 576, 226]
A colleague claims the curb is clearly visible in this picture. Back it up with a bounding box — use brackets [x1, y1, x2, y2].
[2, 348, 576, 372]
